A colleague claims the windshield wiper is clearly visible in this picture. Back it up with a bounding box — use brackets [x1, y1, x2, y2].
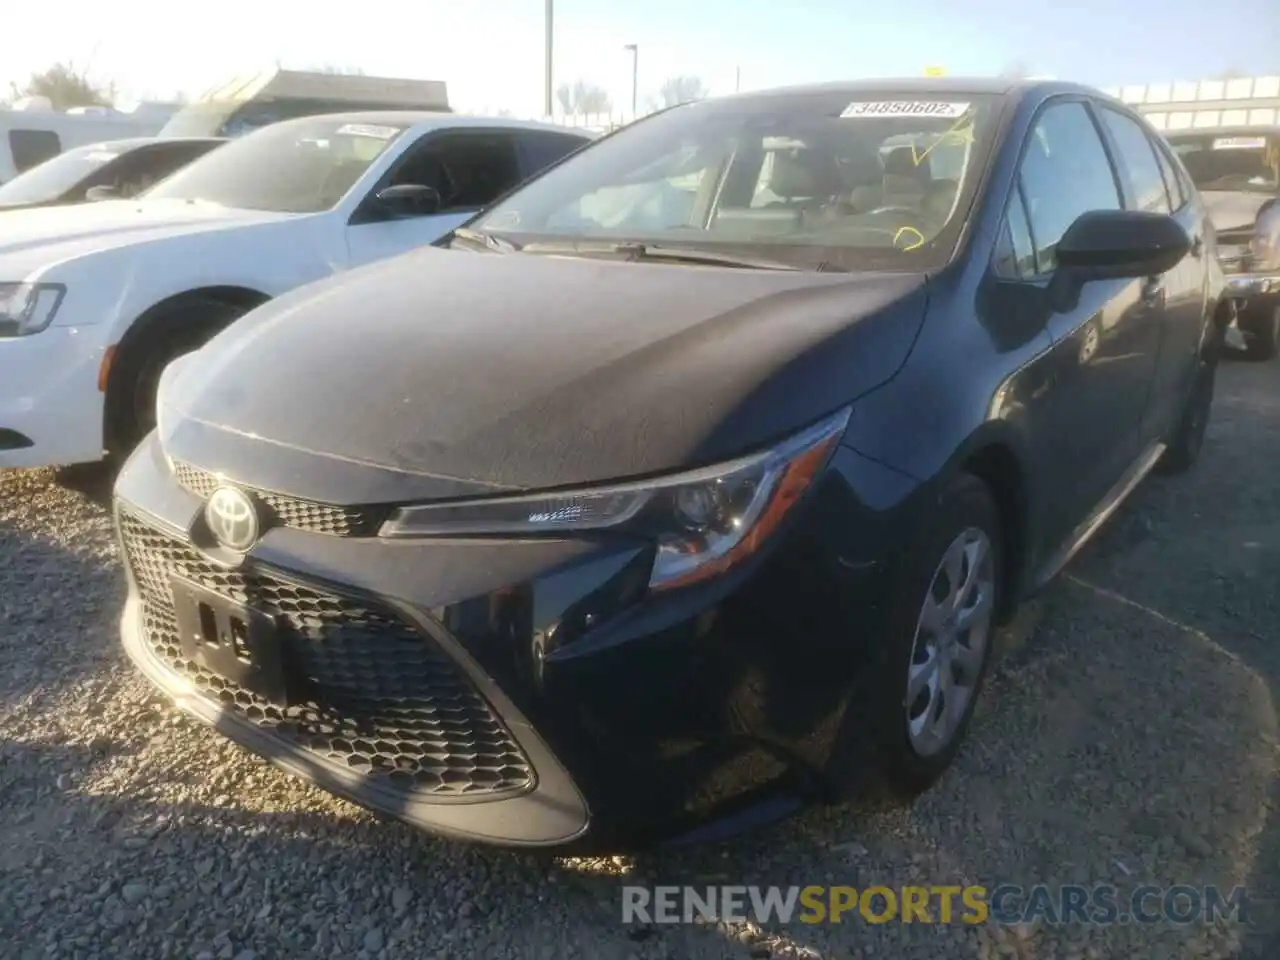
[449, 227, 519, 253]
[519, 240, 829, 272]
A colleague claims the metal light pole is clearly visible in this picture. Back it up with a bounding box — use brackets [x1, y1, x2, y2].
[544, 0, 554, 117]
[624, 44, 638, 118]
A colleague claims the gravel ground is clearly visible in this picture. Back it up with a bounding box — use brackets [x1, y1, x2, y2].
[1, 361, 1278, 960]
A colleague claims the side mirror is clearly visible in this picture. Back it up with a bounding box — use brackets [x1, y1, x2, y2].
[1048, 209, 1191, 312]
[1056, 209, 1191, 279]
[374, 183, 441, 217]
[84, 184, 119, 202]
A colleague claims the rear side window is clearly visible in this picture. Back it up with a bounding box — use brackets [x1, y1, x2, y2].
[1016, 101, 1122, 274]
[1151, 139, 1186, 210]
[8, 129, 62, 173]
[1097, 108, 1171, 214]
[520, 131, 590, 178]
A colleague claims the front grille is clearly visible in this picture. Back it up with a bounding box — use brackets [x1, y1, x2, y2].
[119, 510, 534, 800]
[172, 461, 387, 537]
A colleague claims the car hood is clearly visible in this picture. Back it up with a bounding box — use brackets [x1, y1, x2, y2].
[159, 247, 929, 505]
[1201, 190, 1275, 235]
[0, 198, 302, 270]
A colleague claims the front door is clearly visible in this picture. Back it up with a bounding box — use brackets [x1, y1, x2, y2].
[995, 98, 1165, 550]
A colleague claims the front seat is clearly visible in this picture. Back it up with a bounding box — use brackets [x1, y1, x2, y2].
[881, 146, 930, 207]
[765, 149, 844, 212]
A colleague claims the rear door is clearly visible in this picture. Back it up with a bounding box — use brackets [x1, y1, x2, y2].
[1092, 103, 1205, 445]
[345, 128, 525, 267]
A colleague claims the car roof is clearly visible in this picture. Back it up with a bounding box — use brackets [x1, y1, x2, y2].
[708, 76, 1108, 106]
[268, 110, 596, 138]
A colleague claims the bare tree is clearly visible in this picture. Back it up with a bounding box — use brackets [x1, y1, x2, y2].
[555, 80, 612, 115]
[659, 75, 709, 107]
[14, 62, 114, 110]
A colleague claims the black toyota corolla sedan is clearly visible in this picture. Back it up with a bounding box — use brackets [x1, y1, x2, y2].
[114, 78, 1229, 850]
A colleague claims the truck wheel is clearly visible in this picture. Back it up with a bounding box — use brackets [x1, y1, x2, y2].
[105, 298, 247, 462]
[1241, 302, 1279, 362]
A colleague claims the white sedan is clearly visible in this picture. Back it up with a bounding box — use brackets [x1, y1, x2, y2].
[0, 112, 593, 469]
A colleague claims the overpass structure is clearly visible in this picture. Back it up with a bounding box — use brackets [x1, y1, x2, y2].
[1102, 75, 1280, 132]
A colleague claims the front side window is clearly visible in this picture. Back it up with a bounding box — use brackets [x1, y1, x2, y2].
[144, 118, 408, 213]
[383, 131, 522, 214]
[994, 189, 1037, 280]
[1097, 107, 1171, 213]
[1151, 138, 1187, 210]
[470, 92, 1005, 271]
[1017, 101, 1122, 274]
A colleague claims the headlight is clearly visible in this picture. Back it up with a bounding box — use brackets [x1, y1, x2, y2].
[0, 282, 65, 338]
[380, 407, 851, 591]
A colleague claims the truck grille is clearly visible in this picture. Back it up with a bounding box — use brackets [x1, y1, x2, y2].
[172, 461, 387, 537]
[118, 509, 534, 801]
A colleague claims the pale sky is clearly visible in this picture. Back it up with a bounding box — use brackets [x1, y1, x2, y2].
[5, 0, 1278, 117]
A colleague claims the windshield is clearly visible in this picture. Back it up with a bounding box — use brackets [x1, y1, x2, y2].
[0, 143, 122, 206]
[143, 117, 407, 213]
[470, 91, 1003, 271]
[1167, 133, 1280, 194]
[159, 102, 238, 138]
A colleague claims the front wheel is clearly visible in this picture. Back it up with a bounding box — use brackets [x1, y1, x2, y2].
[104, 298, 247, 462]
[828, 473, 1002, 800]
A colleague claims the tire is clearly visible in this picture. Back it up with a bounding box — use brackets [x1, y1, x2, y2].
[104, 297, 247, 462]
[1240, 302, 1279, 362]
[1156, 322, 1221, 475]
[827, 473, 1003, 801]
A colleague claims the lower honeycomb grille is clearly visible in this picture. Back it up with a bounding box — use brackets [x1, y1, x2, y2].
[118, 509, 535, 801]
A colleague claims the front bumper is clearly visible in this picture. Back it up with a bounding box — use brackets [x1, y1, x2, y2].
[114, 434, 896, 849]
[0, 324, 108, 469]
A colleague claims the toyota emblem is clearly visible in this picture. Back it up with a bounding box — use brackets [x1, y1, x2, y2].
[205, 486, 261, 552]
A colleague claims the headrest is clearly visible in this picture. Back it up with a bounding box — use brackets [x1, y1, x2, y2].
[768, 150, 842, 199]
[883, 146, 925, 180]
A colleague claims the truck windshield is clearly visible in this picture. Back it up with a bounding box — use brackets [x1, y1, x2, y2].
[143, 117, 407, 213]
[471, 91, 1002, 272]
[1168, 133, 1280, 194]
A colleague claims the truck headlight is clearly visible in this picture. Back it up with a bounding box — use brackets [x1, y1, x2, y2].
[0, 282, 65, 338]
[379, 407, 852, 590]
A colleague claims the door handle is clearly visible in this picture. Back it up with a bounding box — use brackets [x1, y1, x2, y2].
[1141, 277, 1166, 307]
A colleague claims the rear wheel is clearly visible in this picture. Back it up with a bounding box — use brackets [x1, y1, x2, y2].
[105, 298, 247, 462]
[1240, 301, 1279, 362]
[1157, 320, 1222, 475]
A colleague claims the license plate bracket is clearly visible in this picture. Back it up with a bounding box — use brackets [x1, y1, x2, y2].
[170, 576, 290, 705]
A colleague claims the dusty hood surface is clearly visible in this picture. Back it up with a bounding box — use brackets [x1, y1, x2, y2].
[161, 246, 928, 504]
[0, 198, 301, 271]
[1201, 190, 1275, 234]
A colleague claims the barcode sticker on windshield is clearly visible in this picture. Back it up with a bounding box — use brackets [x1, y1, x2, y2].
[336, 123, 400, 140]
[1212, 136, 1266, 150]
[841, 101, 971, 120]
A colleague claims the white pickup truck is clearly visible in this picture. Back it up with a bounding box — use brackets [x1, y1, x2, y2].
[0, 112, 593, 469]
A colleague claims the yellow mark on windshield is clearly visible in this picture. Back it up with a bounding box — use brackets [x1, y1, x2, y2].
[894, 226, 926, 251]
[910, 115, 975, 167]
